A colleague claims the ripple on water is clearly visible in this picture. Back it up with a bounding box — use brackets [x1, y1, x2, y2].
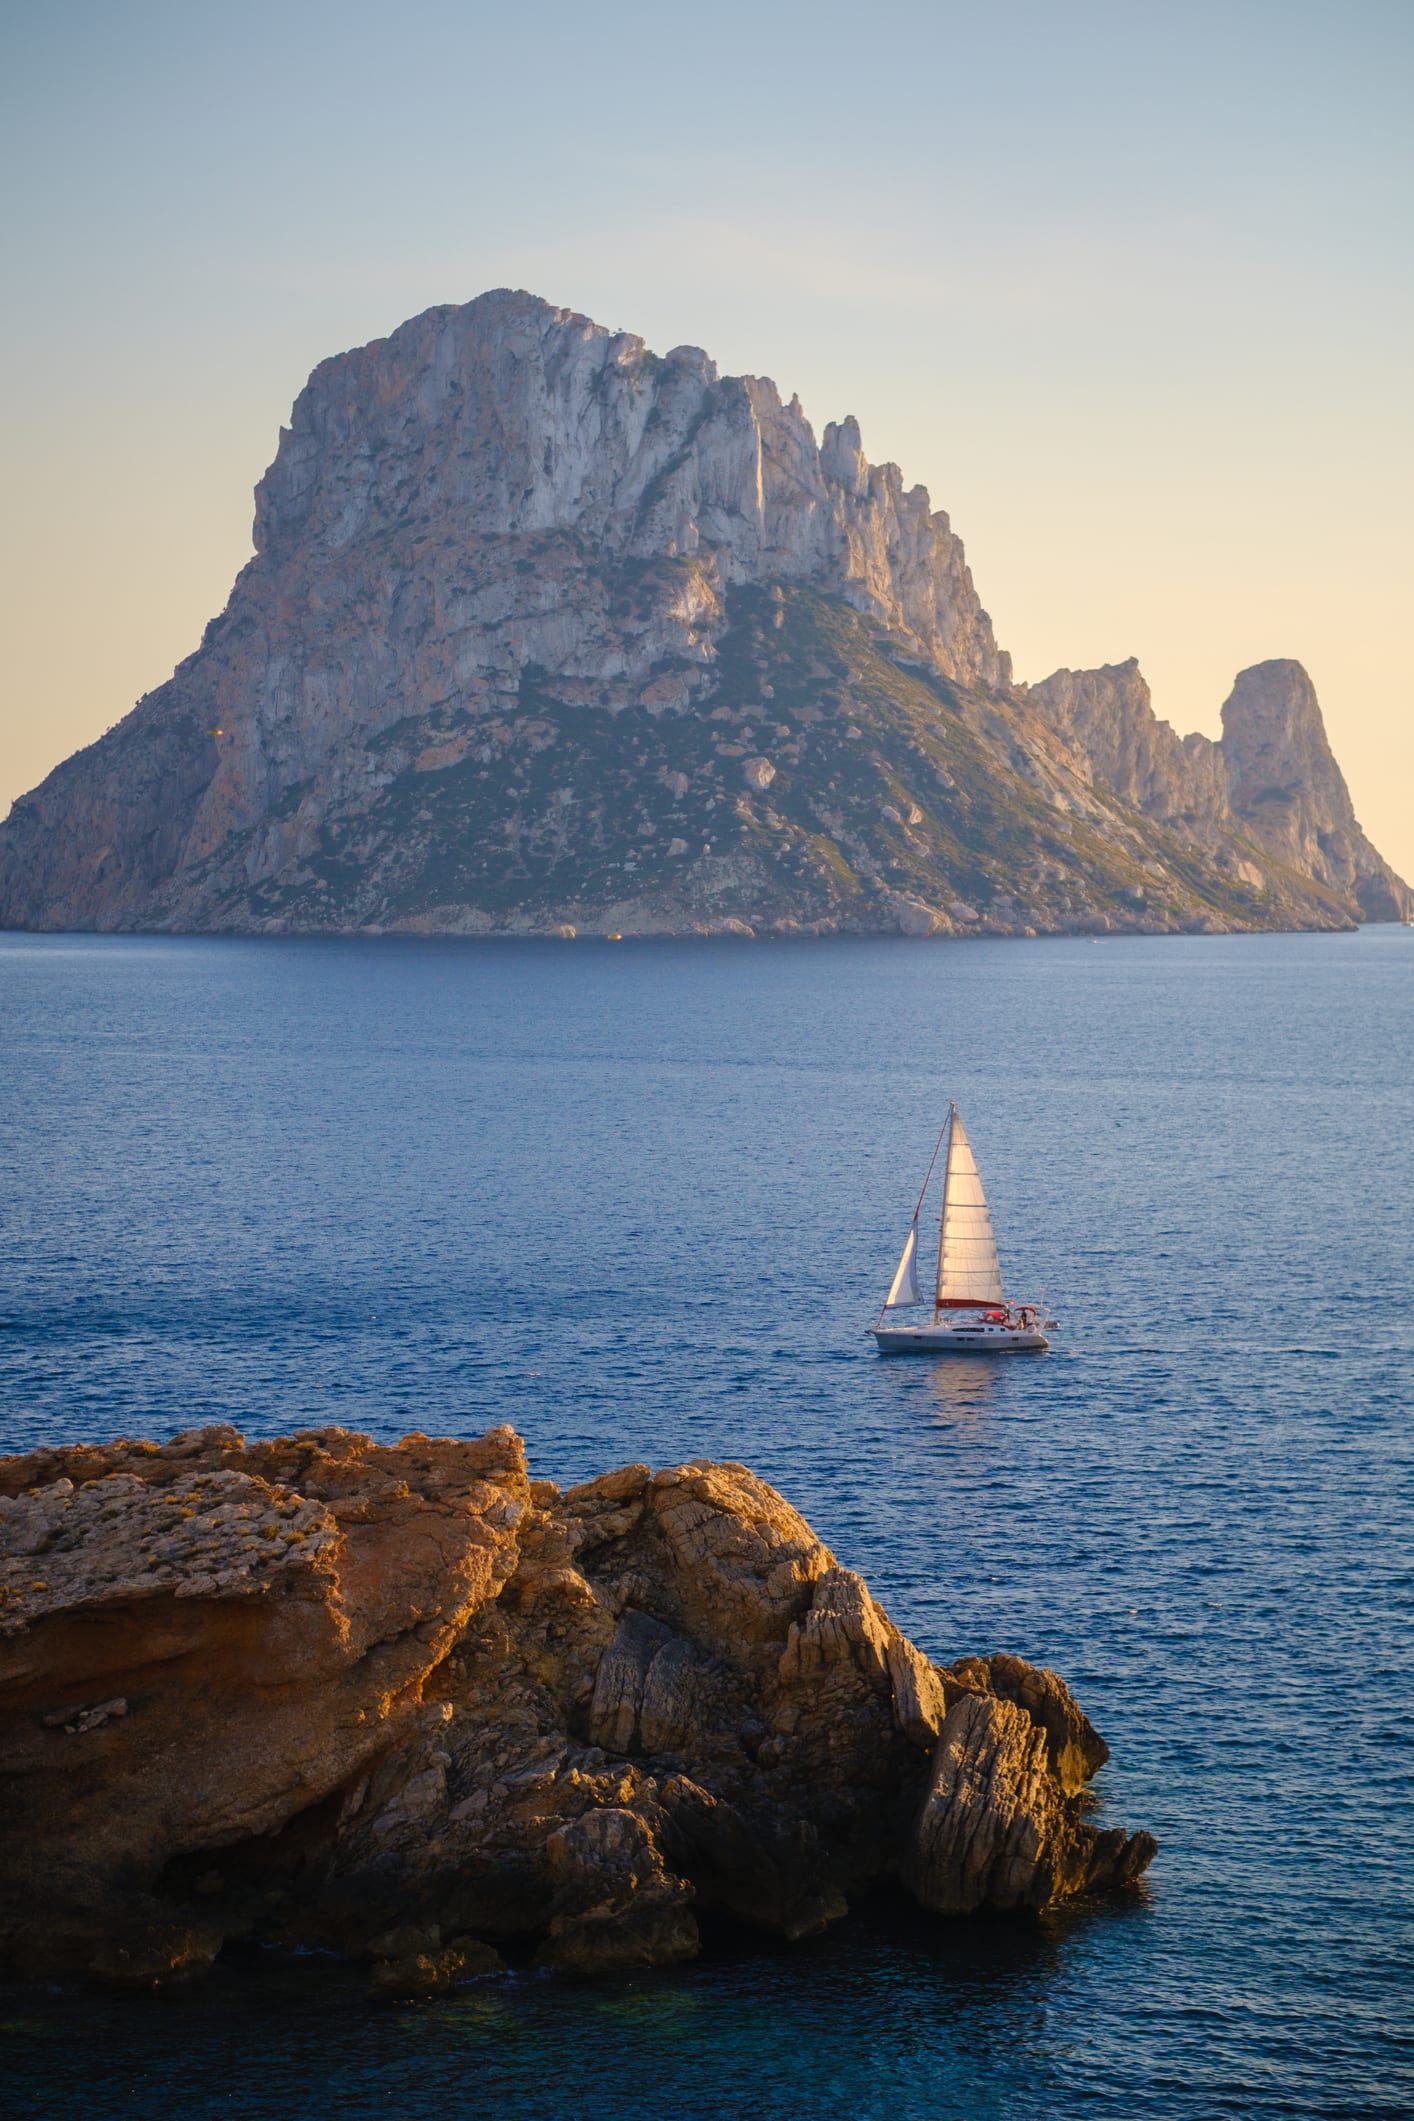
[1, 927, 1411, 2119]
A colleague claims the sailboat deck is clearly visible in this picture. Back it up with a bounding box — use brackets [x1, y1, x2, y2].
[874, 1321, 1048, 1354]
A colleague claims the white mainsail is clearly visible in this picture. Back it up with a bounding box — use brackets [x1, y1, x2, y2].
[935, 1106, 1005, 1307]
[883, 1224, 923, 1309]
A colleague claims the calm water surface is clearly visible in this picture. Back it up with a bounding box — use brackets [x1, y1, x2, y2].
[1, 927, 1411, 2119]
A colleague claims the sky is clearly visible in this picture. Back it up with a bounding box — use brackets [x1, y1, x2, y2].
[3, 0, 1411, 877]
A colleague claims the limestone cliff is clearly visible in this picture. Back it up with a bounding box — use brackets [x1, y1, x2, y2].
[1023, 660, 1228, 826]
[1, 289, 1406, 938]
[1221, 661, 1408, 921]
[0, 1423, 1154, 1988]
[1027, 657, 1408, 923]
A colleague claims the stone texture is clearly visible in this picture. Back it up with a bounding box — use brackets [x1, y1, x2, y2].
[908, 1692, 1157, 1915]
[1026, 660, 1224, 824]
[0, 289, 1404, 940]
[1220, 660, 1409, 922]
[0, 1423, 528, 1979]
[0, 1424, 1154, 1988]
[1028, 657, 1409, 923]
[367, 1927, 505, 1999]
[947, 1653, 1108, 1797]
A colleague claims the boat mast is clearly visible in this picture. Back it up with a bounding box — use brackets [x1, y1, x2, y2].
[935, 1102, 956, 1318]
[913, 1110, 950, 1228]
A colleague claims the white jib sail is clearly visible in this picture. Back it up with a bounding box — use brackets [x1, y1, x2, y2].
[936, 1107, 1005, 1306]
[884, 1223, 923, 1308]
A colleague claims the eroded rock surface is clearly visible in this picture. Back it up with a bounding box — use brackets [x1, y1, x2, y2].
[0, 1425, 1154, 1988]
[1027, 656, 1407, 925]
[0, 289, 1404, 939]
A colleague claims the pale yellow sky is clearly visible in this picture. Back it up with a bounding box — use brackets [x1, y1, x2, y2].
[3, 1, 1411, 881]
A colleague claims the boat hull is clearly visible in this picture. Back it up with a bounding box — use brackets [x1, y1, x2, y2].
[873, 1324, 1048, 1355]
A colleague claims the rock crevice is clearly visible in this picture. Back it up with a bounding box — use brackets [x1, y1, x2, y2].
[0, 1424, 1155, 1988]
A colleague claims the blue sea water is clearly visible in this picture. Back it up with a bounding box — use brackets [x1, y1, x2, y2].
[1, 926, 1411, 2121]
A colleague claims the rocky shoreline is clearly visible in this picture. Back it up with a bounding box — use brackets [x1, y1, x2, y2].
[0, 1424, 1154, 1992]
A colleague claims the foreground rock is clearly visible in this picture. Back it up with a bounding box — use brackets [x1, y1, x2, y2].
[0, 1426, 1155, 1988]
[0, 289, 1405, 939]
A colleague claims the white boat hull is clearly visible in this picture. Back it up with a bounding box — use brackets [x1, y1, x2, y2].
[873, 1322, 1048, 1355]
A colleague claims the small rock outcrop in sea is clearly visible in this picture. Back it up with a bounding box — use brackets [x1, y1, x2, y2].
[0, 1426, 1155, 1989]
[0, 289, 1406, 939]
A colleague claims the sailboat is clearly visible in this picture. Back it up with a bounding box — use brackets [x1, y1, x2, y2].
[873, 1105, 1052, 1354]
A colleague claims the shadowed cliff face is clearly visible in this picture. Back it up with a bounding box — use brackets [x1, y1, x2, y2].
[0, 288, 1406, 938]
[0, 1425, 1154, 1989]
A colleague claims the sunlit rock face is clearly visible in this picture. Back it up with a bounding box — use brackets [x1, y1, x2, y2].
[1024, 659, 1228, 825]
[0, 289, 1407, 939]
[1218, 661, 1407, 921]
[1027, 656, 1409, 924]
[0, 1423, 1155, 1988]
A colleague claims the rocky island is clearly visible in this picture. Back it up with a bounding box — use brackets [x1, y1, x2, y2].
[0, 1424, 1154, 1991]
[0, 289, 1407, 939]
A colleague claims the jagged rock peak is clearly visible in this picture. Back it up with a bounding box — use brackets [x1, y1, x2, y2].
[1, 291, 1406, 941]
[253, 287, 1009, 689]
[1222, 659, 1352, 824]
[1025, 658, 1225, 823]
[1219, 659, 1407, 920]
[1029, 653, 1411, 922]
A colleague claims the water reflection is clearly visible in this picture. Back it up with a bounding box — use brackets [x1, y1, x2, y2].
[5, 931, 1410, 2117]
[924, 1357, 1001, 1421]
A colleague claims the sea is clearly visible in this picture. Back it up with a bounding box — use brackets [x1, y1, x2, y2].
[1, 925, 1410, 2121]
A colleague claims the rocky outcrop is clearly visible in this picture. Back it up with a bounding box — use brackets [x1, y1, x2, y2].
[947, 1651, 1110, 1797]
[3, 287, 1402, 938]
[1024, 660, 1227, 826]
[0, 1425, 1154, 1989]
[1220, 661, 1409, 922]
[908, 1691, 1145, 1915]
[1028, 658, 1410, 923]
